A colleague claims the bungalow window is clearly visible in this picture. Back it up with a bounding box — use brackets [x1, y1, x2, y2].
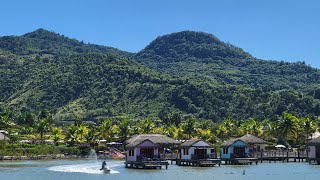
[223, 148, 228, 154]
[183, 149, 189, 155]
[128, 150, 134, 156]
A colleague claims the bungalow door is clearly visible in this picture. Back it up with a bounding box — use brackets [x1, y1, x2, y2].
[234, 146, 245, 158]
[140, 147, 155, 159]
[194, 148, 207, 159]
[316, 145, 320, 158]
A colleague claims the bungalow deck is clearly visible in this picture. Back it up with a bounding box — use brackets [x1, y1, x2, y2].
[125, 161, 169, 169]
[176, 159, 221, 167]
[254, 151, 309, 163]
[221, 158, 259, 165]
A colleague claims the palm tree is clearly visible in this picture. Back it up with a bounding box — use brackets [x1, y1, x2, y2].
[97, 118, 113, 142]
[85, 128, 97, 148]
[299, 117, 317, 145]
[164, 125, 178, 139]
[140, 118, 155, 134]
[222, 118, 237, 137]
[216, 118, 236, 139]
[239, 120, 252, 135]
[276, 113, 299, 146]
[216, 124, 228, 140]
[66, 124, 78, 145]
[51, 127, 63, 146]
[262, 119, 277, 143]
[198, 120, 213, 130]
[176, 127, 186, 140]
[118, 118, 130, 143]
[181, 117, 196, 139]
[250, 120, 263, 137]
[77, 124, 89, 143]
[35, 118, 52, 143]
[198, 129, 212, 142]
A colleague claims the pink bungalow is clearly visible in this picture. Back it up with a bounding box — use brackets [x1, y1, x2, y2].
[125, 134, 180, 169]
[126, 139, 159, 162]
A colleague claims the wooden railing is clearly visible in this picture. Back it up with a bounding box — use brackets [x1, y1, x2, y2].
[191, 153, 217, 160]
[252, 150, 308, 159]
[160, 153, 178, 160]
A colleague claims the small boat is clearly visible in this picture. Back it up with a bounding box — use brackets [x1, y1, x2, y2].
[100, 166, 111, 173]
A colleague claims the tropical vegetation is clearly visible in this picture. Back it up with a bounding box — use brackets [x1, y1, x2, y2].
[0, 108, 319, 156]
[1, 29, 320, 156]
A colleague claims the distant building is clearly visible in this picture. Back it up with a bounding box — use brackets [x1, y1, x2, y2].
[125, 134, 180, 163]
[124, 134, 180, 169]
[221, 134, 267, 159]
[0, 130, 10, 141]
[308, 136, 320, 164]
[179, 139, 214, 160]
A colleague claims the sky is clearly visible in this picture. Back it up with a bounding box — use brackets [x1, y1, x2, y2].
[0, 0, 319, 68]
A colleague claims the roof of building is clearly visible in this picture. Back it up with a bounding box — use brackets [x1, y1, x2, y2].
[179, 139, 203, 148]
[240, 134, 267, 144]
[125, 134, 180, 149]
[0, 130, 8, 134]
[308, 136, 320, 146]
[221, 134, 267, 147]
[126, 139, 157, 149]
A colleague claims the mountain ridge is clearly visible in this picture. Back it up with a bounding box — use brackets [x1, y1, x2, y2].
[135, 31, 320, 91]
[1, 29, 320, 121]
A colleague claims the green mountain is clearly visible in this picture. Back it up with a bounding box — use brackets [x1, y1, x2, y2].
[0, 28, 133, 59]
[136, 31, 320, 91]
[1, 29, 320, 121]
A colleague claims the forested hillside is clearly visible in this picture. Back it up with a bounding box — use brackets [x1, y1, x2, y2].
[0, 28, 132, 58]
[136, 31, 320, 91]
[1, 29, 320, 122]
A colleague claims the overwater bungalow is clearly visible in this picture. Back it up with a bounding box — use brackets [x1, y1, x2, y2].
[125, 134, 180, 169]
[308, 136, 320, 164]
[177, 138, 220, 166]
[220, 134, 267, 164]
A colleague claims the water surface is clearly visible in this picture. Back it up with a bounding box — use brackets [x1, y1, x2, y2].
[0, 159, 319, 180]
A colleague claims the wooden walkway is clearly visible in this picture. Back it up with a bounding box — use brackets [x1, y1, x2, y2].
[253, 150, 309, 163]
[150, 150, 316, 167]
[125, 161, 169, 169]
[176, 159, 221, 167]
[221, 158, 259, 165]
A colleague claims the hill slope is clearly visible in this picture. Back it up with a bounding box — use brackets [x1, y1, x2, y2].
[1, 29, 320, 121]
[0, 28, 133, 60]
[136, 31, 320, 91]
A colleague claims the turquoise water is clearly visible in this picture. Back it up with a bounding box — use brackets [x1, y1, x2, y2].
[0, 159, 320, 180]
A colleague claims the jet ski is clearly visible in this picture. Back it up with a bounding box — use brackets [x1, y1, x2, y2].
[100, 166, 111, 173]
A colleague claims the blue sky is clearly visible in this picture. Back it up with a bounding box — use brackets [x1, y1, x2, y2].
[0, 0, 319, 68]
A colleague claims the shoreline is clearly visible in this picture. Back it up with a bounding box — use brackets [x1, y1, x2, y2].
[0, 154, 124, 161]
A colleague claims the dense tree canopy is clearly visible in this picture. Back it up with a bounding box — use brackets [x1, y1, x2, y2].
[136, 31, 320, 91]
[0, 29, 320, 122]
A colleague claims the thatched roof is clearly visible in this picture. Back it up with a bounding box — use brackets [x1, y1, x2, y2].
[221, 138, 239, 147]
[240, 134, 267, 144]
[180, 139, 203, 148]
[125, 134, 180, 149]
[221, 134, 267, 147]
[308, 137, 320, 146]
[126, 139, 156, 149]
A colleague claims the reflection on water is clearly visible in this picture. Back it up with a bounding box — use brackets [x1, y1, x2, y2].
[0, 163, 40, 168]
[0, 159, 320, 180]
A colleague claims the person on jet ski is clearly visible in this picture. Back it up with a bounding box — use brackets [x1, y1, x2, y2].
[101, 161, 107, 170]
